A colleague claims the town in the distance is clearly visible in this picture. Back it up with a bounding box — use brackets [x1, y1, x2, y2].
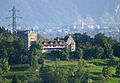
[0, 5, 120, 83]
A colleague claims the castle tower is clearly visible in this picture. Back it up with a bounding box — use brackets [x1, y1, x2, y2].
[24, 31, 37, 50]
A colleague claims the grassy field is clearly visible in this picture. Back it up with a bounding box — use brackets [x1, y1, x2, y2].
[1, 59, 120, 83]
[44, 59, 120, 83]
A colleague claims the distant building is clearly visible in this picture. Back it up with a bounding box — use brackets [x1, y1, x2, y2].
[17, 30, 38, 50]
[42, 34, 76, 52]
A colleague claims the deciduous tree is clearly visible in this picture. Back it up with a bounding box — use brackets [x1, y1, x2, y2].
[115, 64, 120, 77]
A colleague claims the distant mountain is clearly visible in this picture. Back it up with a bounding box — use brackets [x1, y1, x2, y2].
[100, 1, 120, 24]
[0, 0, 120, 38]
[0, 0, 117, 26]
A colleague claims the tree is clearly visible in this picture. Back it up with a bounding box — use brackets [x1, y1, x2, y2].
[61, 49, 69, 60]
[97, 74, 106, 83]
[68, 60, 88, 83]
[67, 67, 75, 83]
[11, 75, 20, 83]
[30, 40, 43, 57]
[0, 58, 10, 73]
[40, 61, 67, 83]
[0, 27, 26, 65]
[47, 50, 69, 60]
[40, 65, 54, 83]
[0, 76, 9, 83]
[19, 54, 29, 64]
[113, 43, 120, 57]
[38, 57, 44, 64]
[94, 33, 107, 46]
[102, 67, 112, 78]
[73, 33, 92, 46]
[52, 61, 67, 83]
[11, 39, 24, 64]
[29, 54, 39, 70]
[93, 46, 104, 58]
[84, 47, 95, 59]
[94, 33, 114, 59]
[47, 51, 61, 60]
[77, 48, 84, 59]
[103, 43, 113, 59]
[29, 40, 43, 70]
[70, 48, 83, 59]
[115, 64, 120, 77]
[2, 58, 10, 73]
[108, 57, 120, 66]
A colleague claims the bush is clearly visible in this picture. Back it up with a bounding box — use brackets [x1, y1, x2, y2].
[20, 55, 29, 64]
[85, 63, 96, 68]
[115, 64, 120, 77]
[102, 67, 112, 78]
[38, 58, 44, 64]
[97, 74, 106, 83]
[11, 75, 20, 83]
[108, 57, 120, 66]
[46, 50, 69, 60]
[70, 51, 80, 59]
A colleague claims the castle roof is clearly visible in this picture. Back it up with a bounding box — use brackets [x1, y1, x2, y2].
[42, 40, 66, 47]
[64, 34, 72, 42]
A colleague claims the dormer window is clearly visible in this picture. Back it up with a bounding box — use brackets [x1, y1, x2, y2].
[50, 42, 53, 44]
[55, 41, 58, 44]
[44, 42, 47, 45]
[59, 42, 62, 44]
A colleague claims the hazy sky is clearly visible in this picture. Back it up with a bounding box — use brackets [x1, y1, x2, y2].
[0, 0, 118, 27]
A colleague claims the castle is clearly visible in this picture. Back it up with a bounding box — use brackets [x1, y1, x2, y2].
[18, 30, 76, 52]
[42, 34, 76, 52]
[17, 30, 38, 50]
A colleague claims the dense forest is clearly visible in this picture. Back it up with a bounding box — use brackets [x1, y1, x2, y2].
[0, 26, 120, 83]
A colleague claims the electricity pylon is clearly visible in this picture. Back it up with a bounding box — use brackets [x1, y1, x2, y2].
[7, 6, 22, 35]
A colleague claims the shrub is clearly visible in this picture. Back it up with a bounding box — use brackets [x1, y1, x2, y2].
[108, 57, 120, 66]
[115, 64, 120, 77]
[102, 67, 112, 78]
[38, 58, 44, 64]
[46, 50, 69, 60]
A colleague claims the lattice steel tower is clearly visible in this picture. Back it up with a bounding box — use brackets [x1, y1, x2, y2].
[12, 6, 17, 33]
[8, 6, 21, 34]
